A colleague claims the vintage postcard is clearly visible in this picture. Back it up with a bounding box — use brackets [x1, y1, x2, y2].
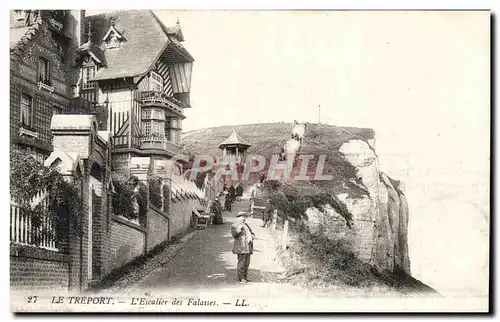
[9, 9, 490, 313]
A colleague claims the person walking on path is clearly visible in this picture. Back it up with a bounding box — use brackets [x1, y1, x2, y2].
[231, 212, 255, 283]
[262, 198, 274, 228]
[212, 197, 224, 224]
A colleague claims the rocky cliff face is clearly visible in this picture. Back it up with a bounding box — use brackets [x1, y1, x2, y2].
[181, 122, 411, 274]
[305, 138, 411, 274]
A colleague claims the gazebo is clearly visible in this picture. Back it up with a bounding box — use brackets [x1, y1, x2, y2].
[218, 130, 251, 162]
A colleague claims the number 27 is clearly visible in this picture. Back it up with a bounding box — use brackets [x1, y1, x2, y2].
[27, 296, 38, 303]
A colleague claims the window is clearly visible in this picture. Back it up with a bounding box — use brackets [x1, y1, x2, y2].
[143, 120, 165, 138]
[171, 131, 179, 144]
[105, 35, 121, 49]
[38, 57, 50, 84]
[143, 121, 151, 136]
[152, 121, 165, 135]
[20, 94, 33, 127]
[82, 66, 96, 90]
[53, 106, 61, 116]
[149, 71, 163, 92]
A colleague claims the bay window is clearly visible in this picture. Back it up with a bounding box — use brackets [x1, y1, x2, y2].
[149, 71, 163, 92]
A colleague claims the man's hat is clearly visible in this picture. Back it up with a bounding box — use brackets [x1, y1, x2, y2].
[236, 212, 248, 218]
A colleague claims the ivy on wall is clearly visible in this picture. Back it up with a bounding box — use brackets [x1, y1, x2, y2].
[148, 175, 163, 209]
[10, 151, 83, 246]
[111, 174, 147, 222]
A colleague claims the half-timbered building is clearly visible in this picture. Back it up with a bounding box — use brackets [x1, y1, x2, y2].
[10, 10, 201, 292]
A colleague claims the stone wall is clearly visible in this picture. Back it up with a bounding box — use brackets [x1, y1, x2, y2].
[169, 198, 198, 237]
[10, 246, 69, 291]
[147, 206, 170, 251]
[108, 216, 146, 272]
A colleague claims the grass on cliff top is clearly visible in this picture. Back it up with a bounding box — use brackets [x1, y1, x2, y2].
[181, 122, 374, 157]
[181, 122, 292, 157]
[181, 122, 375, 189]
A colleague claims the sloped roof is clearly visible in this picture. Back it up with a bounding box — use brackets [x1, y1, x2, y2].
[76, 41, 106, 66]
[88, 10, 193, 82]
[218, 130, 252, 148]
[44, 151, 81, 176]
[10, 14, 43, 59]
[98, 130, 111, 143]
[10, 27, 29, 49]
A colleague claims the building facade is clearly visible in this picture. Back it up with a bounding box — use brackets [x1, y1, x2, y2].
[10, 9, 202, 292]
[82, 10, 193, 176]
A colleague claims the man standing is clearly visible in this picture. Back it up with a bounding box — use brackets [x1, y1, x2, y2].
[231, 212, 255, 283]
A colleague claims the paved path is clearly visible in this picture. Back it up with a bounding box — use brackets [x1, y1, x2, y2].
[132, 197, 295, 297]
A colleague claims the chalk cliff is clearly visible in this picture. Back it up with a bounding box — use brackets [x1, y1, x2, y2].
[306, 138, 410, 274]
[182, 122, 411, 274]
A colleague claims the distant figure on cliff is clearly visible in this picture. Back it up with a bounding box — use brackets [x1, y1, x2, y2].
[231, 212, 255, 283]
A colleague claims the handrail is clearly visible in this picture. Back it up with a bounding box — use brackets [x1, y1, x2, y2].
[140, 91, 184, 116]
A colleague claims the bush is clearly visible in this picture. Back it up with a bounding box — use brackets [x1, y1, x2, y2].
[112, 174, 146, 221]
[10, 151, 82, 246]
[266, 183, 353, 227]
[148, 175, 163, 209]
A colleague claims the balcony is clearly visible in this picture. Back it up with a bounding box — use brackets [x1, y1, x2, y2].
[140, 91, 185, 119]
[139, 135, 182, 155]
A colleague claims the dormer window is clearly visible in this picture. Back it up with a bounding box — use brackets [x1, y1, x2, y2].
[102, 20, 125, 50]
[150, 71, 163, 92]
[105, 35, 121, 49]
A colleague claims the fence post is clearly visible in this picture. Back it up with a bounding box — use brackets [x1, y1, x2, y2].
[282, 219, 289, 250]
[271, 210, 277, 231]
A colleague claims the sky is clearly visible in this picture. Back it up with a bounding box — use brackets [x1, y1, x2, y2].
[92, 10, 491, 296]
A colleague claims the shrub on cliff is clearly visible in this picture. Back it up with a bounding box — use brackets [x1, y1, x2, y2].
[265, 181, 354, 227]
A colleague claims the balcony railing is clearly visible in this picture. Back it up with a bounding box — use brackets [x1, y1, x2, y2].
[140, 91, 184, 118]
[139, 135, 182, 155]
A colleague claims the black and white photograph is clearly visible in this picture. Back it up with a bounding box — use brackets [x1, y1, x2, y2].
[8, 8, 490, 313]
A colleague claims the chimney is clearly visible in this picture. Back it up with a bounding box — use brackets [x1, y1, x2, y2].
[69, 10, 86, 46]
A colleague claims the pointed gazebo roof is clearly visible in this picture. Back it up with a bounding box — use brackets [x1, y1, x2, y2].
[218, 130, 251, 149]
